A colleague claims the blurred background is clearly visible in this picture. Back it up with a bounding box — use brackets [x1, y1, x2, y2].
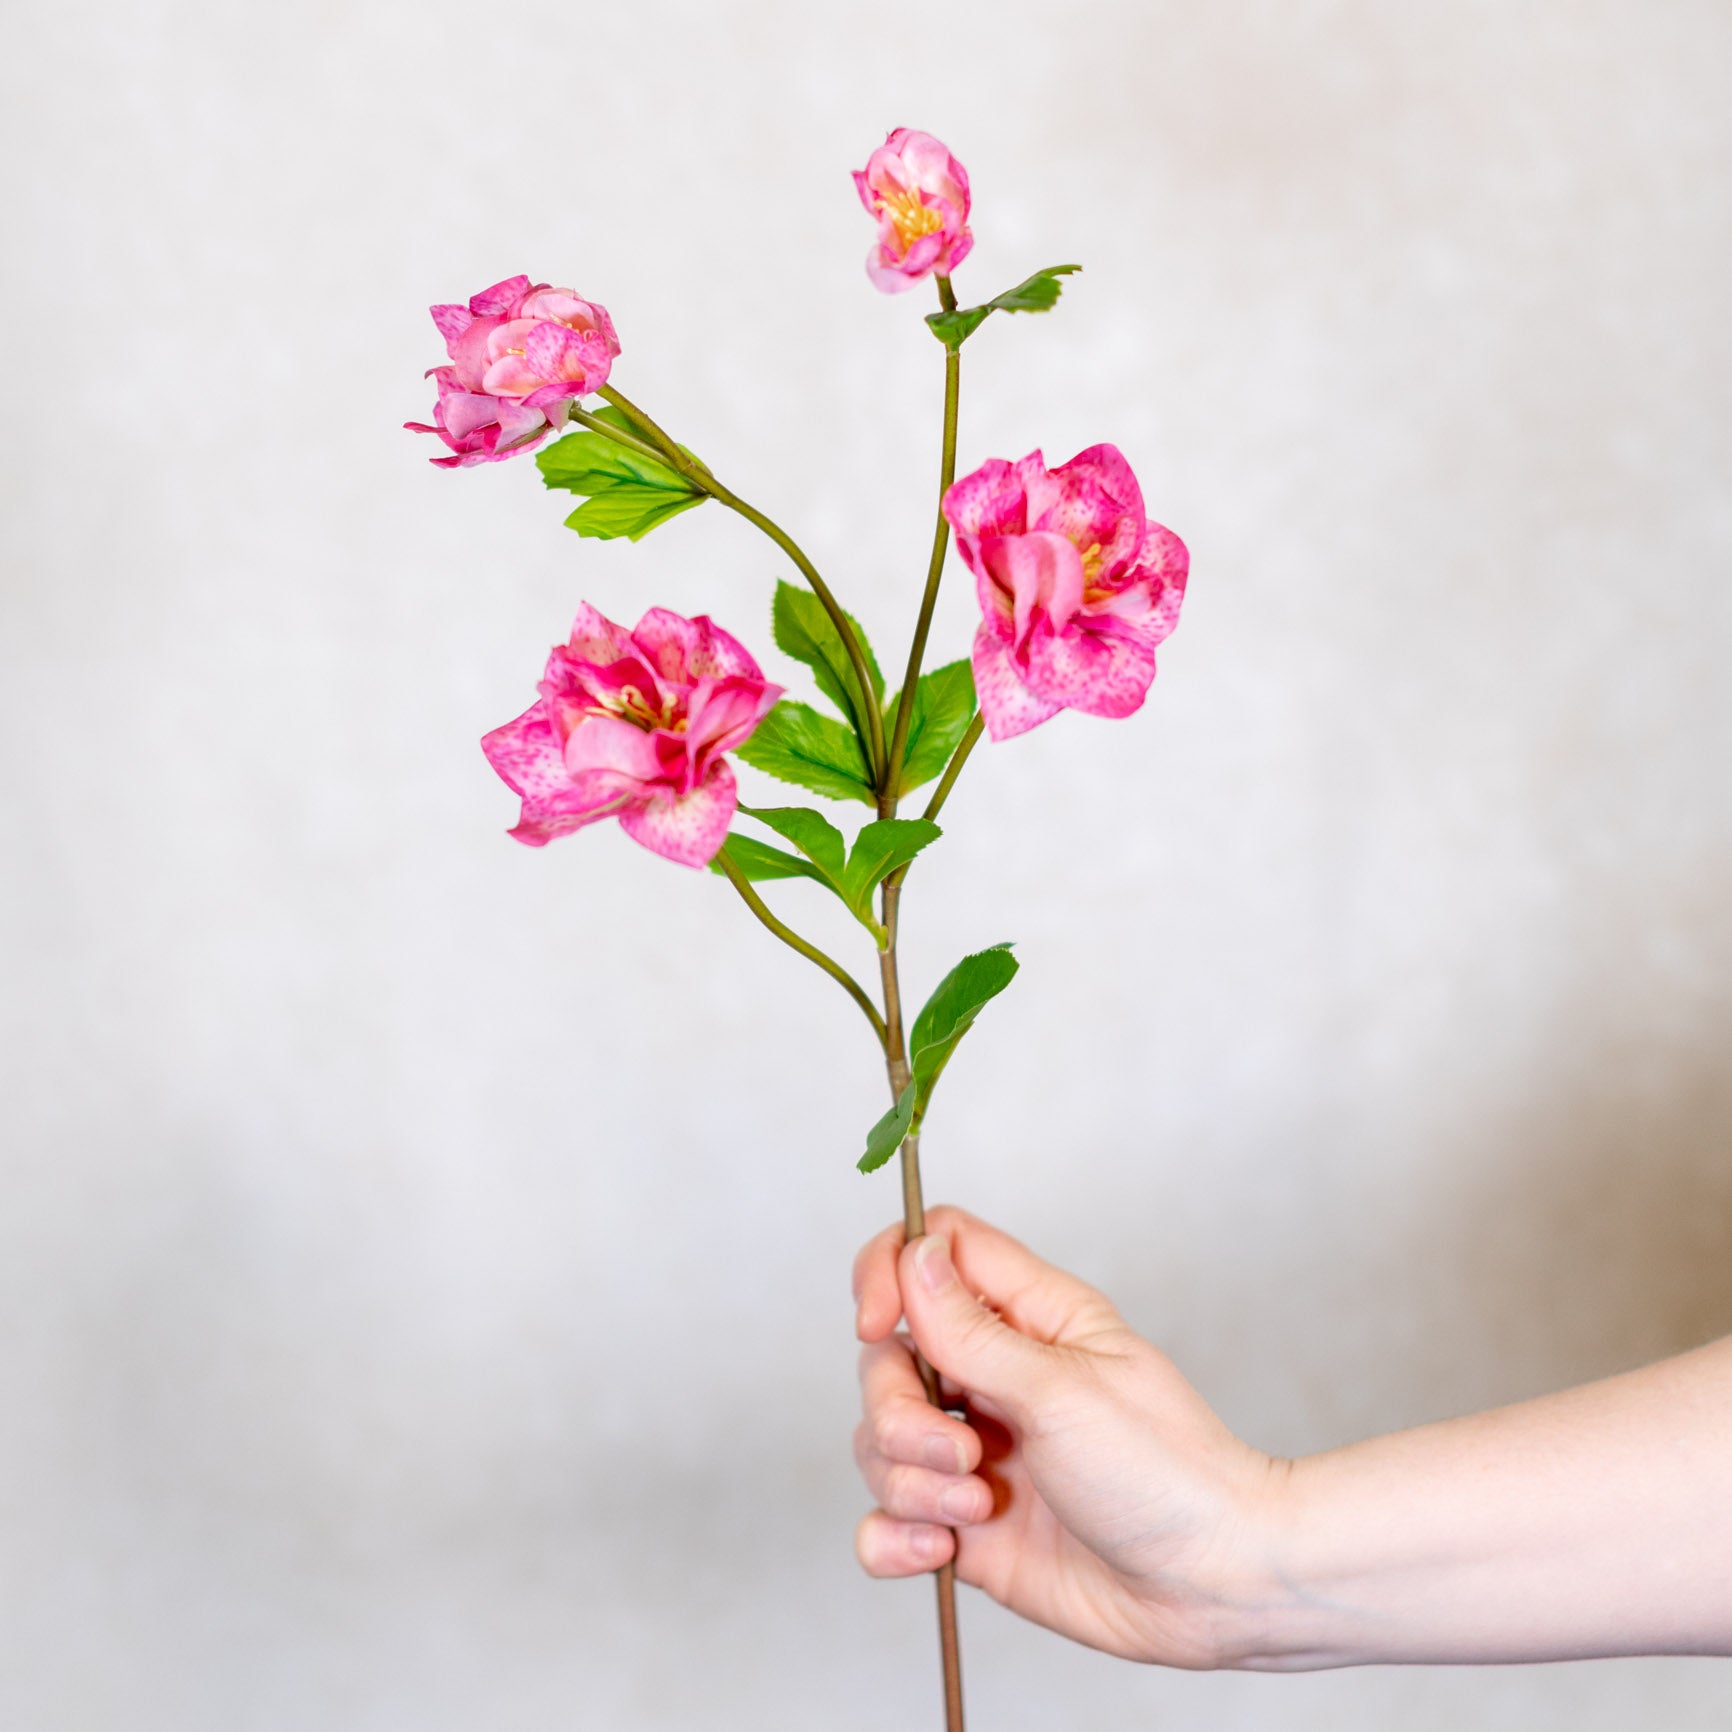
[4, 1, 1731, 1725]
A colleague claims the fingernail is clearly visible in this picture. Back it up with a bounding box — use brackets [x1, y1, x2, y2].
[924, 1434, 968, 1474]
[914, 1234, 954, 1295]
[940, 1482, 982, 1523]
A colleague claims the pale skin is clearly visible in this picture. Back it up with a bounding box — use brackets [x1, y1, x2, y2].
[852, 1206, 1732, 1670]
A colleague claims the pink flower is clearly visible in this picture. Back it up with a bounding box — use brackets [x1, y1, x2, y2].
[481, 605, 782, 867]
[853, 128, 973, 294]
[944, 445, 1189, 741]
[406, 275, 620, 468]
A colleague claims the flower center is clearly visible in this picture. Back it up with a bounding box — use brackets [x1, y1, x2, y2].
[1078, 541, 1115, 603]
[880, 186, 945, 251]
[596, 683, 685, 733]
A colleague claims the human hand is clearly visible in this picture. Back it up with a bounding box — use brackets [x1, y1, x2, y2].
[851, 1206, 1285, 1668]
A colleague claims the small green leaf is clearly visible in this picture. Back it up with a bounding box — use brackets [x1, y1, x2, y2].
[563, 486, 704, 541]
[707, 834, 821, 883]
[773, 581, 884, 752]
[908, 942, 1020, 1110]
[841, 819, 941, 919]
[735, 701, 876, 805]
[925, 264, 1082, 351]
[736, 804, 847, 883]
[858, 1083, 916, 1174]
[537, 418, 706, 542]
[885, 660, 977, 794]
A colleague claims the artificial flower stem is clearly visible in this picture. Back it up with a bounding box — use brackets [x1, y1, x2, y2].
[717, 853, 887, 1044]
[876, 879, 966, 1731]
[599, 385, 889, 783]
[883, 280, 963, 813]
[565, 404, 674, 466]
[920, 712, 984, 825]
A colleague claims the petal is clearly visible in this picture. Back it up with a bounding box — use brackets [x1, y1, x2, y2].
[564, 604, 637, 666]
[441, 389, 505, 440]
[971, 626, 1060, 742]
[682, 674, 782, 762]
[562, 715, 665, 783]
[632, 610, 764, 684]
[867, 247, 921, 293]
[944, 457, 1028, 539]
[979, 530, 1087, 648]
[481, 704, 625, 845]
[480, 352, 543, 399]
[446, 316, 501, 389]
[1021, 618, 1158, 719]
[522, 320, 606, 387]
[618, 760, 738, 868]
[469, 275, 533, 316]
[430, 302, 472, 342]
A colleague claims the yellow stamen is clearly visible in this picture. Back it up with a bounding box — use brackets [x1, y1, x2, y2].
[879, 185, 945, 252]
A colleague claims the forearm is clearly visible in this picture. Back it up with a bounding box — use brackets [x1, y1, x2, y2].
[1225, 1335, 1732, 1669]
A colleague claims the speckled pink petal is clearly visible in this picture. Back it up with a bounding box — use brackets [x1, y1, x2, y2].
[522, 320, 608, 388]
[683, 674, 783, 763]
[491, 399, 549, 451]
[446, 316, 504, 390]
[944, 457, 1029, 540]
[481, 352, 544, 400]
[971, 626, 1061, 742]
[1020, 619, 1157, 719]
[430, 303, 472, 342]
[564, 605, 638, 667]
[866, 249, 921, 293]
[441, 390, 506, 440]
[978, 530, 1086, 650]
[1028, 464, 1133, 556]
[618, 760, 738, 868]
[628, 608, 702, 683]
[481, 704, 625, 846]
[469, 275, 532, 317]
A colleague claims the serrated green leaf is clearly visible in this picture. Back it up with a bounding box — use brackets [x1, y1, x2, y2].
[925, 264, 1083, 351]
[841, 819, 941, 919]
[772, 583, 883, 745]
[885, 660, 977, 795]
[537, 417, 706, 542]
[858, 1083, 916, 1174]
[563, 485, 705, 541]
[735, 701, 876, 805]
[736, 804, 847, 882]
[908, 942, 1019, 1112]
[707, 834, 821, 883]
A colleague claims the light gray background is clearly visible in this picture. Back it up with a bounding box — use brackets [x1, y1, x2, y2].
[4, 1, 1731, 1726]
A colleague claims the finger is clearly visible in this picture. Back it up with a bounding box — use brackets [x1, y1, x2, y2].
[855, 1510, 956, 1579]
[853, 1220, 908, 1342]
[852, 1426, 994, 1525]
[899, 1232, 1066, 1422]
[922, 1206, 1125, 1348]
[858, 1337, 981, 1473]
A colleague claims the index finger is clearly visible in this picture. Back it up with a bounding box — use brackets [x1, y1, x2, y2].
[853, 1219, 908, 1342]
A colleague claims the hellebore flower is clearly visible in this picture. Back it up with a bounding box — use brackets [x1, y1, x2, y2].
[482, 605, 782, 867]
[406, 275, 620, 468]
[944, 445, 1188, 740]
[853, 128, 973, 293]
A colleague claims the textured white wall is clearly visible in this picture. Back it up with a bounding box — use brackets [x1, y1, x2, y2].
[4, 1, 1731, 1726]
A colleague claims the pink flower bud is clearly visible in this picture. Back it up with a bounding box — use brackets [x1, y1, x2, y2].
[852, 129, 973, 294]
[406, 275, 621, 468]
[481, 605, 783, 867]
[944, 446, 1189, 740]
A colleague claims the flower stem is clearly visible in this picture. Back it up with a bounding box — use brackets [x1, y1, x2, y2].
[564, 404, 671, 466]
[598, 386, 888, 783]
[876, 877, 965, 1730]
[920, 712, 984, 825]
[883, 280, 963, 814]
[717, 852, 887, 1044]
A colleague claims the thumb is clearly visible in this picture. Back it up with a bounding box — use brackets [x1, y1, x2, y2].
[900, 1233, 1056, 1419]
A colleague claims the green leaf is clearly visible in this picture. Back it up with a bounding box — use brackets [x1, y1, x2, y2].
[707, 834, 822, 883]
[735, 701, 876, 805]
[536, 415, 707, 542]
[772, 582, 883, 743]
[841, 819, 941, 920]
[925, 264, 1083, 351]
[885, 660, 977, 794]
[736, 804, 847, 883]
[908, 942, 1020, 1110]
[858, 1083, 916, 1174]
[563, 486, 704, 541]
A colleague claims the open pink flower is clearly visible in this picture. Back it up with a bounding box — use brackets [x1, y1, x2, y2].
[482, 605, 782, 867]
[853, 128, 973, 293]
[406, 275, 620, 468]
[944, 445, 1188, 741]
